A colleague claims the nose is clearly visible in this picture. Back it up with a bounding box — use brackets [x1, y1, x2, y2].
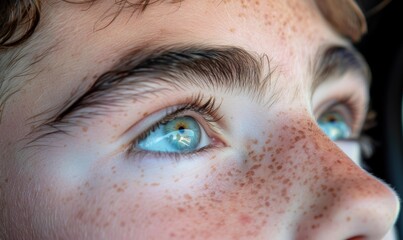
[290, 119, 400, 240]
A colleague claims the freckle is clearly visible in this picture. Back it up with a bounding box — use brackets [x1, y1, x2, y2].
[75, 209, 85, 220]
[314, 214, 323, 220]
[346, 216, 351, 221]
[120, 221, 126, 227]
[184, 194, 192, 201]
[229, 28, 236, 33]
[151, 182, 160, 186]
[177, 207, 186, 213]
[82, 126, 88, 132]
[239, 214, 253, 225]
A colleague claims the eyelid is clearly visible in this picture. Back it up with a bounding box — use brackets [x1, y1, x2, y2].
[135, 108, 222, 145]
[315, 94, 366, 137]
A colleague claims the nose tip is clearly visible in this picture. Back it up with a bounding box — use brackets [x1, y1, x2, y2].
[295, 169, 400, 240]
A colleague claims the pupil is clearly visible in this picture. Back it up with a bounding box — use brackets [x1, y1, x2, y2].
[328, 116, 337, 123]
[178, 126, 185, 133]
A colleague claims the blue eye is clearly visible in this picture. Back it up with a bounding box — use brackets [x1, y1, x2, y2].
[318, 112, 351, 141]
[137, 116, 210, 153]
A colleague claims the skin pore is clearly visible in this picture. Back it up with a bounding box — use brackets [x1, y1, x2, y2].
[0, 0, 400, 239]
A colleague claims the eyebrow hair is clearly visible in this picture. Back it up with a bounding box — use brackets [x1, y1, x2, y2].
[38, 45, 274, 127]
[311, 45, 370, 94]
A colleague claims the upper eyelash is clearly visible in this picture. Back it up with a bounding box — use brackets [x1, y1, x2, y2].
[129, 94, 223, 153]
[323, 94, 366, 134]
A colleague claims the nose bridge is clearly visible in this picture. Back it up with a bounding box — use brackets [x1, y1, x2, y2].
[273, 117, 401, 239]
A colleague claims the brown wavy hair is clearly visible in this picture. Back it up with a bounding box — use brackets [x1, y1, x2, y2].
[0, 0, 41, 48]
[0, 0, 178, 49]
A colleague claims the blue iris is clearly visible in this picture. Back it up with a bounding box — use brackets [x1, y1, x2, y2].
[138, 116, 201, 153]
[318, 112, 351, 141]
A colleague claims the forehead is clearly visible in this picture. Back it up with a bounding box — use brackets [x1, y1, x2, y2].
[40, 0, 334, 63]
[41, 0, 364, 40]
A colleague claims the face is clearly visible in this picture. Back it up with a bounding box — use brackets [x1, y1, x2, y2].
[0, 0, 400, 239]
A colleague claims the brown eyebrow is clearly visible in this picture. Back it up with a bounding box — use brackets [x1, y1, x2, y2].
[53, 45, 274, 119]
[311, 45, 371, 95]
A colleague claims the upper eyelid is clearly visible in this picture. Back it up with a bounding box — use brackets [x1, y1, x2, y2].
[125, 94, 222, 140]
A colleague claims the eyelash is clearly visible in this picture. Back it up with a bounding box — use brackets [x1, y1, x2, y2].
[322, 94, 365, 135]
[126, 94, 223, 160]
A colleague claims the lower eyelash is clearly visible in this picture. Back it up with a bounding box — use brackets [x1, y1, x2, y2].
[125, 144, 217, 162]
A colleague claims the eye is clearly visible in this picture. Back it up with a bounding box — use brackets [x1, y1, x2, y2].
[318, 111, 352, 141]
[137, 116, 211, 153]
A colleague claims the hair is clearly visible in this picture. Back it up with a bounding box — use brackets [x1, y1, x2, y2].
[0, 0, 188, 50]
[0, 0, 41, 49]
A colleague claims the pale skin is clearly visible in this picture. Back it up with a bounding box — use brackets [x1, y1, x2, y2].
[0, 0, 400, 239]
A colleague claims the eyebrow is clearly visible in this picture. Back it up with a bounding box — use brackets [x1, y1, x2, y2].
[311, 45, 370, 94]
[46, 45, 274, 123]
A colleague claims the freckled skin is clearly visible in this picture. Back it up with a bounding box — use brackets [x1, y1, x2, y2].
[0, 0, 400, 240]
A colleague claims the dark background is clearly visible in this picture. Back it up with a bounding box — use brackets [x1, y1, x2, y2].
[356, 0, 403, 238]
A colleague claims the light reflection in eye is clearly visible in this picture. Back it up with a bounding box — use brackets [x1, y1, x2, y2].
[137, 116, 210, 153]
[318, 112, 351, 141]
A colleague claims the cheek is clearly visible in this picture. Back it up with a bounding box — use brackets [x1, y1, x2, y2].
[5, 114, 375, 239]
